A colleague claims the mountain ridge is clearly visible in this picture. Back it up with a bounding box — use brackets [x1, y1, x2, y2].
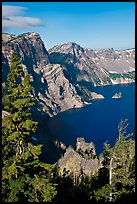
[2, 32, 135, 117]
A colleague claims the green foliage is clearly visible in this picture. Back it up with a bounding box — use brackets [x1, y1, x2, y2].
[93, 119, 135, 202]
[2, 51, 135, 202]
[2, 52, 57, 202]
[75, 119, 135, 203]
[109, 71, 135, 80]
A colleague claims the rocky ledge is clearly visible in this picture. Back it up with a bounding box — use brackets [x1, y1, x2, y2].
[56, 138, 103, 183]
[91, 92, 104, 99]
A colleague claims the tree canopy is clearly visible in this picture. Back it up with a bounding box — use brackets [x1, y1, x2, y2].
[93, 119, 135, 202]
[2, 52, 57, 202]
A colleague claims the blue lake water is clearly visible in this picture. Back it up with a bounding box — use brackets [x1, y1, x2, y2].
[46, 83, 135, 155]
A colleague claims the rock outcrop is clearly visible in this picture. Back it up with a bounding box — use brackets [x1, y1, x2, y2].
[56, 138, 103, 183]
[90, 92, 104, 99]
[112, 92, 122, 99]
[76, 137, 96, 158]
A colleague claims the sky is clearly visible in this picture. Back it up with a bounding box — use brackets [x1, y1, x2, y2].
[2, 2, 135, 50]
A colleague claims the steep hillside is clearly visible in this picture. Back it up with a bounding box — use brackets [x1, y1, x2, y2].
[2, 33, 92, 117]
[2, 32, 135, 117]
[49, 42, 112, 86]
[94, 48, 135, 73]
[49, 42, 135, 87]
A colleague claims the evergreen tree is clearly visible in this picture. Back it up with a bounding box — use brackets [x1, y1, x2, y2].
[94, 119, 135, 202]
[2, 52, 57, 202]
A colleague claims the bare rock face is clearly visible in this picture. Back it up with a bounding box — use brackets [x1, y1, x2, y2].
[2, 32, 135, 117]
[49, 43, 135, 87]
[110, 77, 135, 85]
[49, 42, 112, 86]
[2, 32, 50, 68]
[76, 137, 96, 157]
[56, 138, 103, 183]
[2, 33, 88, 117]
[90, 92, 104, 99]
[57, 146, 99, 181]
[36, 63, 84, 115]
[94, 48, 135, 73]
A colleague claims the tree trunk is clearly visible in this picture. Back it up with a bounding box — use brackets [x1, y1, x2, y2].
[109, 157, 113, 202]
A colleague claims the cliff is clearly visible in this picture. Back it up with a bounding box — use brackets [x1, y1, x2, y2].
[49, 43, 135, 87]
[56, 138, 103, 183]
[2, 32, 105, 117]
[2, 33, 88, 117]
[2, 32, 135, 117]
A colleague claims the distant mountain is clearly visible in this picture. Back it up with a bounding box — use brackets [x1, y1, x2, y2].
[2, 32, 135, 117]
[49, 42, 111, 86]
[94, 48, 135, 73]
[49, 42, 135, 86]
[49, 43, 135, 73]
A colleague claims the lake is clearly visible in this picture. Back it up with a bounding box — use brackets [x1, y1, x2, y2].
[46, 83, 135, 156]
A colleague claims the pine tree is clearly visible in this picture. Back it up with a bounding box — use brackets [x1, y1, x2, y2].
[94, 119, 135, 202]
[2, 52, 57, 202]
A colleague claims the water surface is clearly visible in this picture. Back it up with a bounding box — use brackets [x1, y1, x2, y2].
[46, 83, 135, 155]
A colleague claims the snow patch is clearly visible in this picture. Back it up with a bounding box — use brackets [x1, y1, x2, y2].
[115, 51, 118, 53]
[126, 49, 134, 52]
[41, 77, 44, 83]
[109, 71, 118, 73]
[93, 57, 98, 60]
[129, 67, 135, 71]
[110, 78, 119, 84]
[123, 70, 127, 73]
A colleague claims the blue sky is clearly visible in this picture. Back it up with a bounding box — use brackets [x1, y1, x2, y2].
[2, 2, 135, 50]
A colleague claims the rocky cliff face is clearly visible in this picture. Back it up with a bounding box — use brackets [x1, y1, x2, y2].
[2, 33, 88, 116]
[49, 43, 135, 87]
[49, 42, 112, 87]
[94, 48, 135, 73]
[2, 32, 135, 117]
[2, 32, 50, 66]
[56, 138, 103, 183]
